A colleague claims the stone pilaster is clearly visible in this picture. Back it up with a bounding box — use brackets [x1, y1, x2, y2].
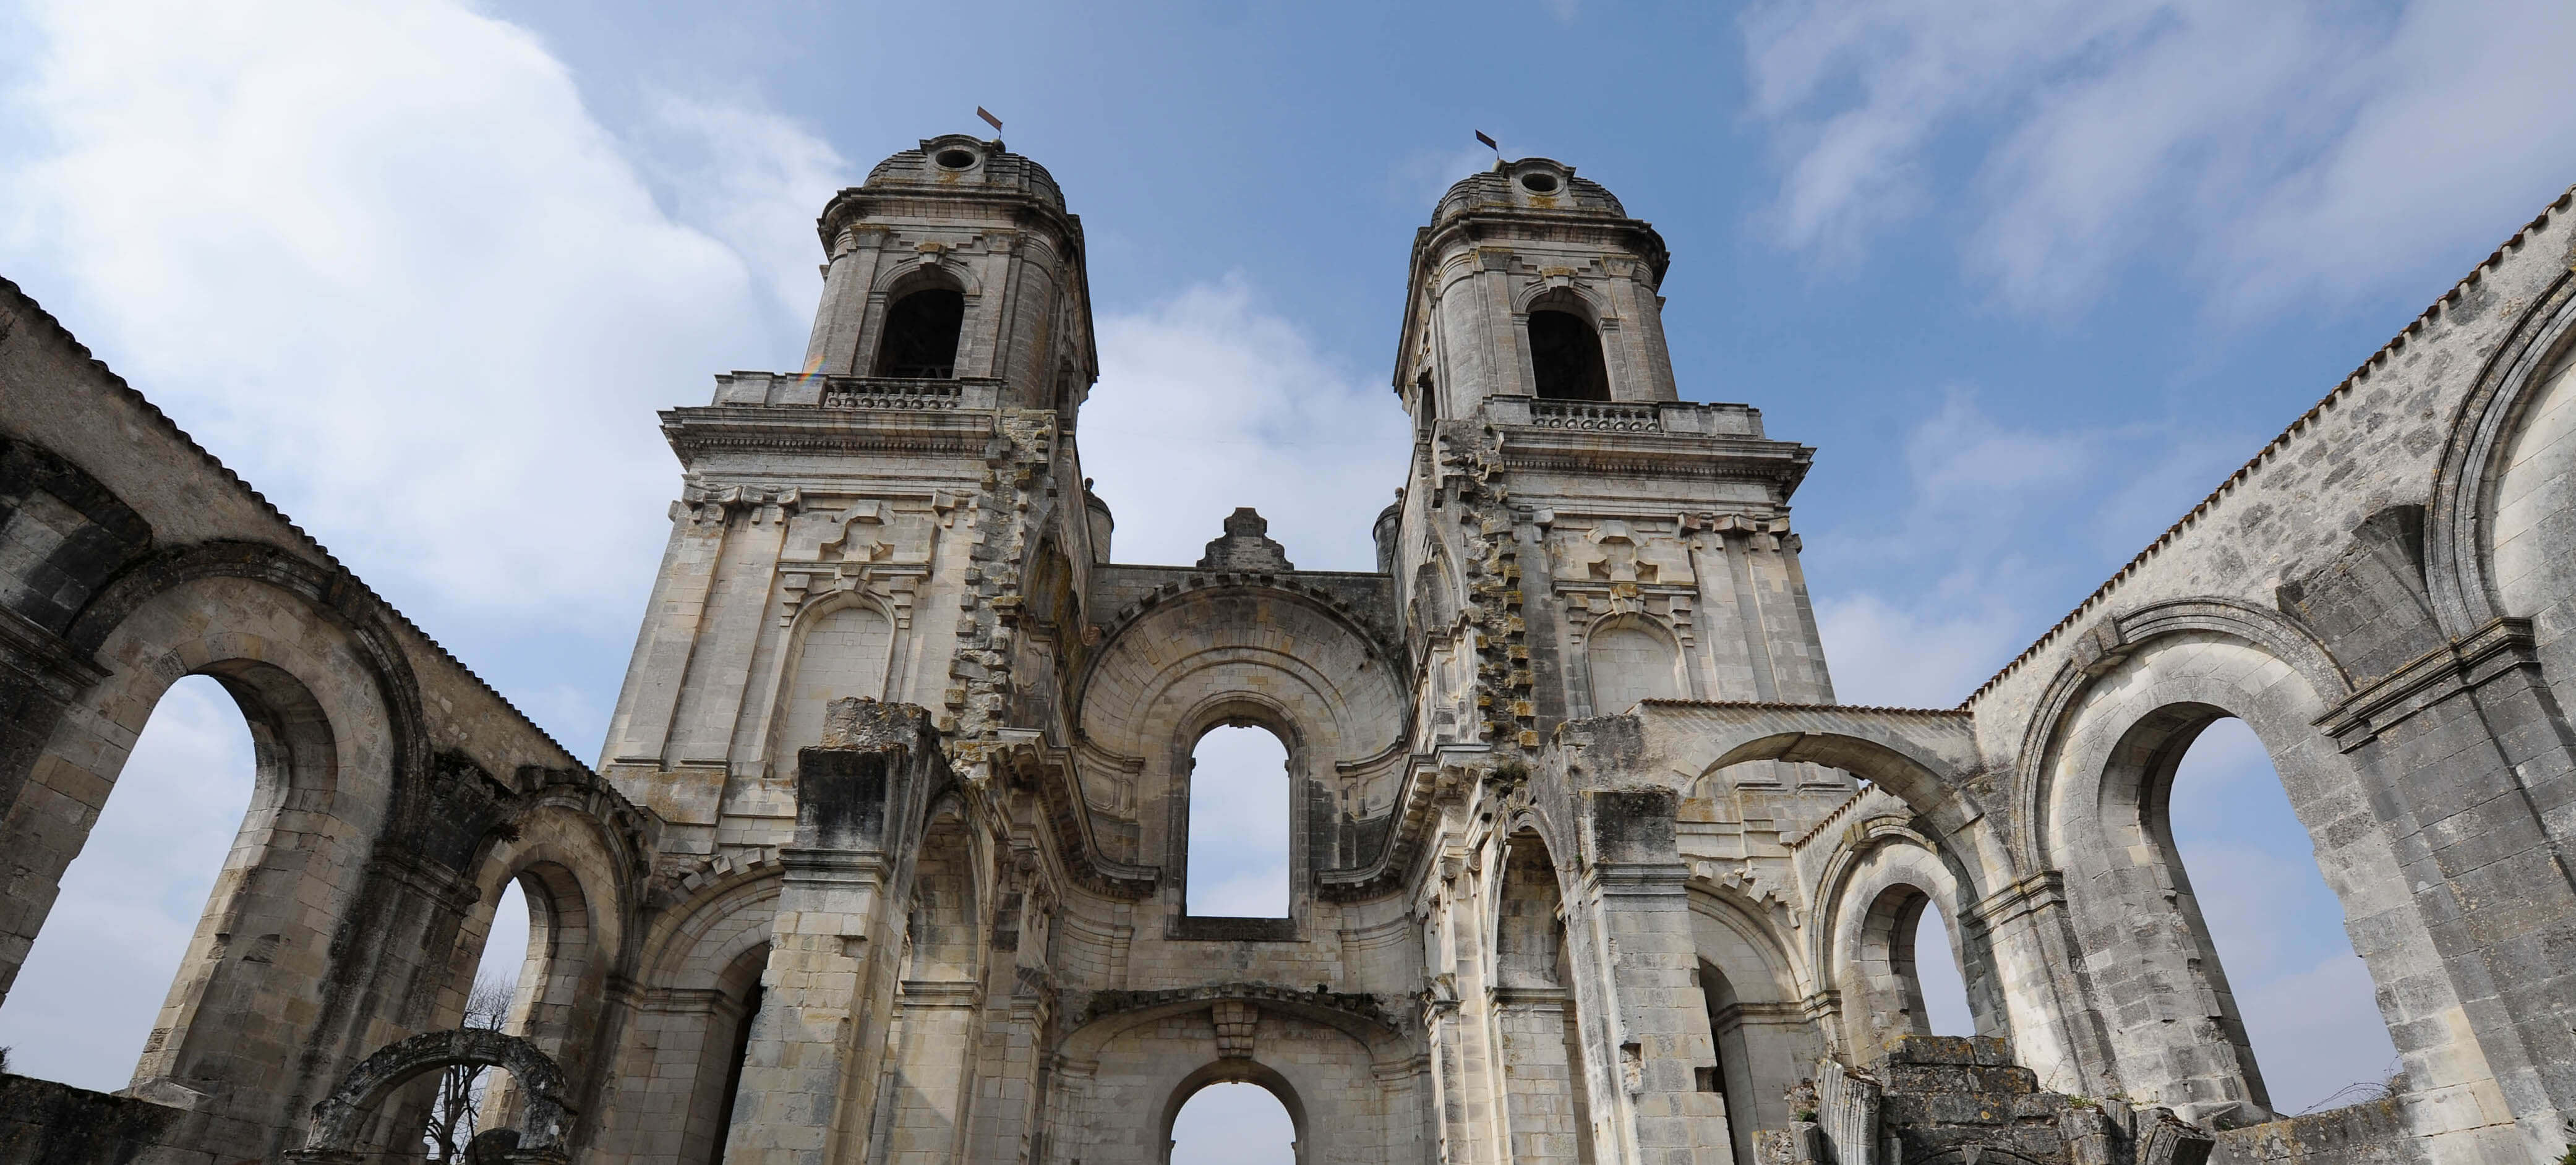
[1577, 789, 1731, 1165]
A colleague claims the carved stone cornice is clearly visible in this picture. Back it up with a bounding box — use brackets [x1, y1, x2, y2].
[2316, 616, 2541, 750]
[661, 404, 998, 464]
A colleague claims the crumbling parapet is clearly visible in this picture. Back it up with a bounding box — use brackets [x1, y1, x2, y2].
[1758, 1039, 2215, 1165]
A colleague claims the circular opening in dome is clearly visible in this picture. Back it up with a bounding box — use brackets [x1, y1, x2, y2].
[1519, 172, 1560, 194]
[935, 148, 978, 169]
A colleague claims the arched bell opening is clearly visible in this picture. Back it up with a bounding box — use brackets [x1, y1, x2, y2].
[874, 280, 966, 378]
[1528, 297, 1612, 403]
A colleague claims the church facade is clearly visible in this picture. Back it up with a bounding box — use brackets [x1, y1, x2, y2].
[1, 136, 2574, 1165]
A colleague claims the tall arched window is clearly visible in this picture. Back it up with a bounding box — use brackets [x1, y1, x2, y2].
[1586, 618, 1683, 714]
[2162, 717, 2395, 1114]
[1529, 309, 1610, 401]
[1906, 898, 1975, 1037]
[1855, 882, 1974, 1039]
[875, 288, 965, 378]
[1186, 725, 1291, 918]
[0, 675, 252, 1090]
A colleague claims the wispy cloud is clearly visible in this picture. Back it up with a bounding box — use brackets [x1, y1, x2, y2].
[1743, 0, 2576, 313]
[1808, 391, 2253, 705]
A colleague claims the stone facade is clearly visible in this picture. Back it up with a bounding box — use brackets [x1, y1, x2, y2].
[1, 134, 2573, 1165]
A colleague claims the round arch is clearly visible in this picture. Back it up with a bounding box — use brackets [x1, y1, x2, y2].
[583, 866, 782, 1159]
[297, 1029, 573, 1156]
[1687, 882, 1818, 1164]
[2424, 270, 2576, 636]
[1158, 1059, 1308, 1165]
[450, 794, 642, 1121]
[1581, 611, 1688, 714]
[1, 564, 408, 1117]
[1701, 729, 2009, 897]
[1812, 821, 1992, 1057]
[2036, 631, 2458, 1127]
[1076, 585, 1408, 918]
[761, 589, 901, 779]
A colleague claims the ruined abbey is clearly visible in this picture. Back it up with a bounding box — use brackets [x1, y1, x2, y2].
[2, 135, 2575, 1165]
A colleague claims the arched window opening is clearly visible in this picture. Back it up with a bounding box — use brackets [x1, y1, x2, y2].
[2163, 717, 2395, 1115]
[691, 942, 771, 1164]
[1586, 618, 1682, 714]
[1170, 1082, 1296, 1165]
[1529, 309, 1610, 401]
[0, 675, 252, 1091]
[1859, 884, 1972, 1039]
[1415, 369, 1439, 433]
[483, 880, 533, 1028]
[875, 288, 965, 378]
[1185, 725, 1291, 918]
[1699, 962, 1753, 1165]
[1907, 902, 1975, 1038]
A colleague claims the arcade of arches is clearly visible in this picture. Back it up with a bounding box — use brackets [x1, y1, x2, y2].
[1, 138, 2574, 1165]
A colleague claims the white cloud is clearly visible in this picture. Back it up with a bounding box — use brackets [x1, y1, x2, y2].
[0, 0, 834, 636]
[632, 91, 853, 331]
[1082, 277, 1411, 573]
[1810, 392, 2266, 706]
[1742, 0, 2576, 312]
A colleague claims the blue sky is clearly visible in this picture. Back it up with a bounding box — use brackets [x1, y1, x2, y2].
[2, 0, 2565, 1129]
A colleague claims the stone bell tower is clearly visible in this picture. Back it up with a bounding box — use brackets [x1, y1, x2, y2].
[597, 132, 1100, 853]
[1382, 156, 1839, 755]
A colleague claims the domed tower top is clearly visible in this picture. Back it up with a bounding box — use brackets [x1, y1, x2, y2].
[829, 133, 1068, 223]
[1394, 157, 1678, 429]
[799, 135, 1095, 419]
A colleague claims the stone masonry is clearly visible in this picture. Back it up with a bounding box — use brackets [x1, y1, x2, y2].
[1, 134, 2574, 1165]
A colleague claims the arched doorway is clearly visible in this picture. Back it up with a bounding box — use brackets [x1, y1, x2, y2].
[1165, 1063, 1302, 1165]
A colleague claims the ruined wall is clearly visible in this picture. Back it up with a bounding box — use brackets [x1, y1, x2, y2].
[2, 140, 2572, 1165]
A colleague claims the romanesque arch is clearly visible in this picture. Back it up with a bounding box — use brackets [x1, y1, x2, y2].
[1582, 613, 1685, 715]
[765, 592, 899, 780]
[2424, 268, 2576, 641]
[1160, 1059, 1307, 1165]
[0, 560, 411, 1133]
[1075, 586, 1406, 924]
[1050, 991, 1419, 1165]
[1813, 820, 1989, 1057]
[1688, 884, 1818, 1165]
[449, 791, 644, 1133]
[293, 1028, 574, 1160]
[584, 863, 781, 1162]
[2035, 629, 2469, 1128]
